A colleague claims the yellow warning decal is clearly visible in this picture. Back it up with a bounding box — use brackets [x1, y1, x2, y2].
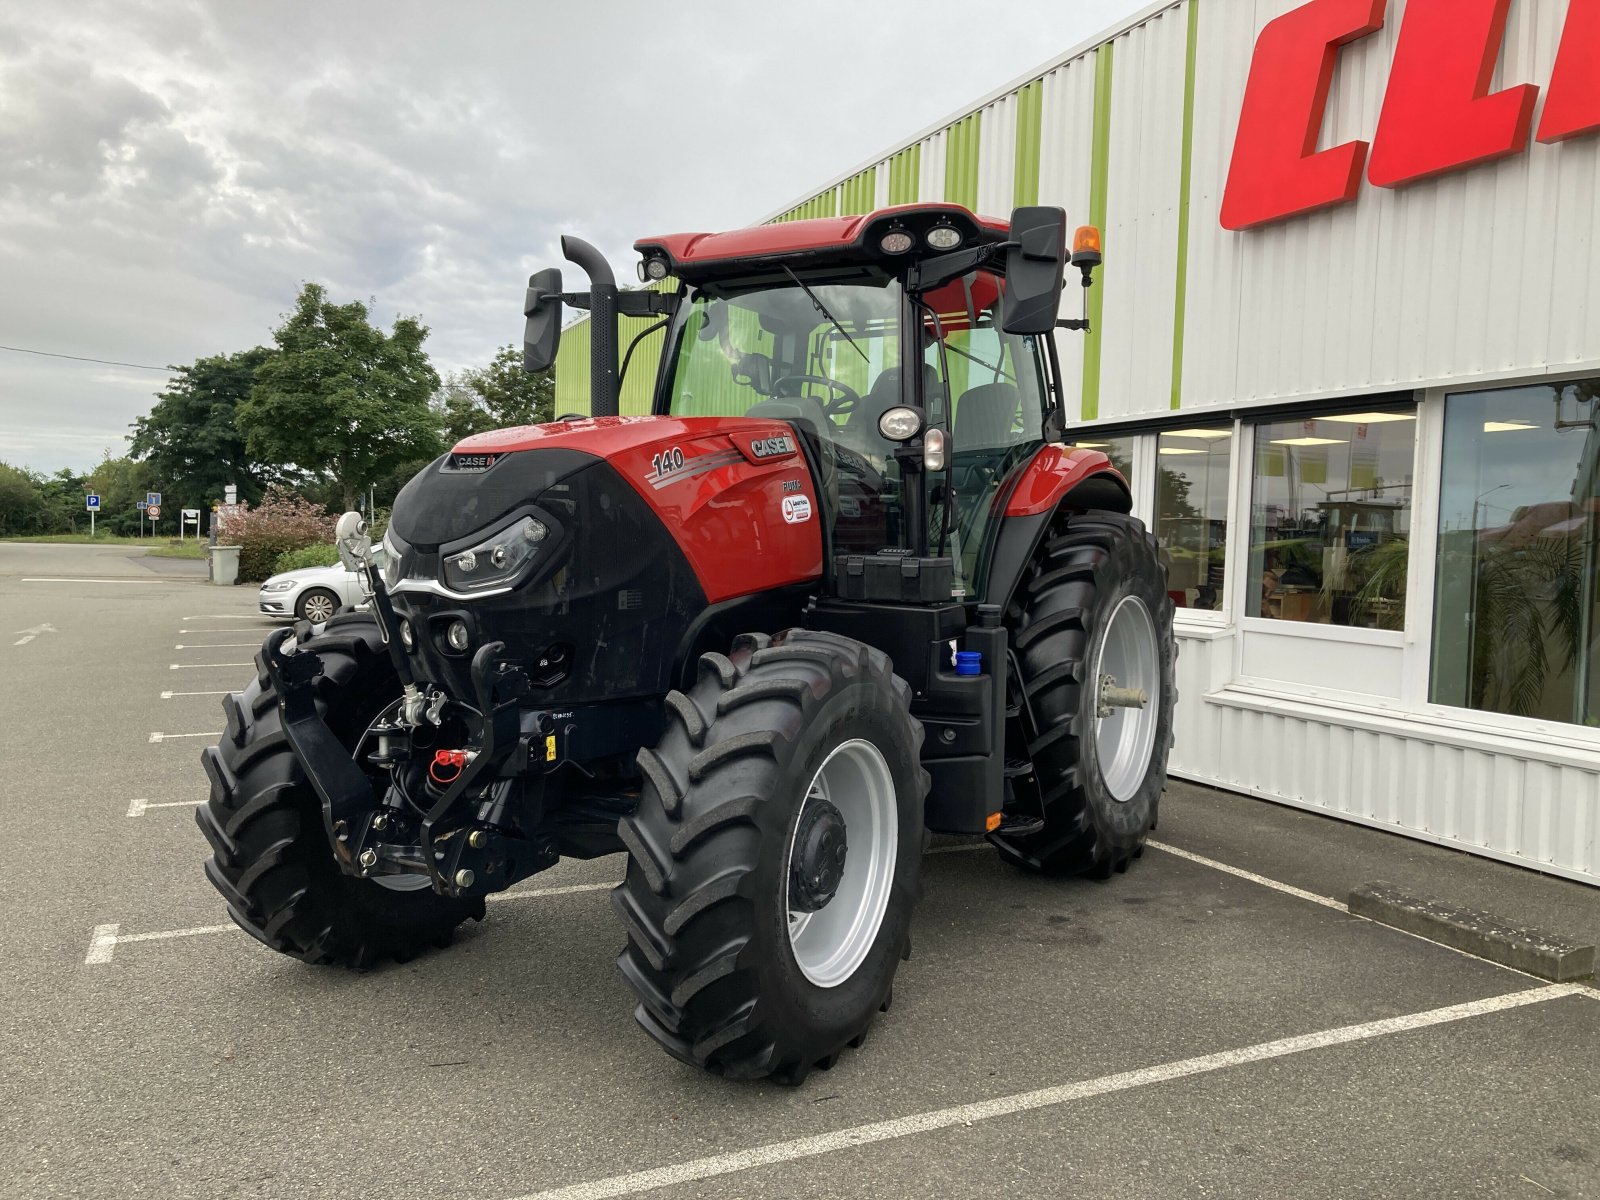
[545, 734, 557, 762]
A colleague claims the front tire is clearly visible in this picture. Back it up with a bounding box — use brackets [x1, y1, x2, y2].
[295, 587, 340, 624]
[613, 630, 928, 1084]
[196, 613, 478, 967]
[991, 510, 1175, 876]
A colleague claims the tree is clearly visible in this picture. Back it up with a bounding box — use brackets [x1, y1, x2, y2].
[37, 468, 89, 535]
[0, 462, 48, 535]
[434, 345, 555, 443]
[130, 348, 276, 516]
[238, 283, 443, 511]
[85, 454, 156, 536]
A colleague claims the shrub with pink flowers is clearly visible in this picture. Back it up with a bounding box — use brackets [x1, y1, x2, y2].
[218, 487, 337, 582]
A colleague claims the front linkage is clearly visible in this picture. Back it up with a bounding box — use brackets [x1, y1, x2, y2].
[261, 515, 557, 902]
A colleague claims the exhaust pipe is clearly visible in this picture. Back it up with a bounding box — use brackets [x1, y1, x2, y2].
[561, 236, 619, 419]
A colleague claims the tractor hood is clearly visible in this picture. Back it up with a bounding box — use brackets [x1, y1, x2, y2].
[450, 413, 790, 459]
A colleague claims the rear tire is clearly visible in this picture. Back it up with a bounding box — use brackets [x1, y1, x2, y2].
[613, 630, 927, 1084]
[991, 510, 1175, 876]
[196, 612, 478, 967]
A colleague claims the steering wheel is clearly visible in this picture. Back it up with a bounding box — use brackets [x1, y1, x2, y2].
[772, 375, 861, 419]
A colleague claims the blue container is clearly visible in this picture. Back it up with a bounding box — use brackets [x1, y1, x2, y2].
[955, 650, 983, 677]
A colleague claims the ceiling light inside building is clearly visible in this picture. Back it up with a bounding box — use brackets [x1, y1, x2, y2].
[1318, 412, 1417, 424]
[1483, 421, 1538, 433]
[1162, 428, 1232, 440]
[1159, 447, 1207, 456]
[1271, 437, 1344, 446]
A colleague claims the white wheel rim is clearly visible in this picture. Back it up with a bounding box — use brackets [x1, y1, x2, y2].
[785, 739, 898, 989]
[1092, 595, 1161, 802]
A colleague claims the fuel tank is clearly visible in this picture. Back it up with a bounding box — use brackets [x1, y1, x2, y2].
[382, 416, 823, 705]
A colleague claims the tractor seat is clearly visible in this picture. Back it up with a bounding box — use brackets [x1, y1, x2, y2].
[845, 365, 947, 451]
[953, 382, 1022, 452]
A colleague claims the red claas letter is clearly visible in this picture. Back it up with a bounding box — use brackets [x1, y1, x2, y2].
[1368, 0, 1538, 188]
[1538, 0, 1600, 144]
[1221, 0, 1386, 232]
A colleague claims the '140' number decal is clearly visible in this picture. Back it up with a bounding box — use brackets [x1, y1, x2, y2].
[651, 447, 686, 479]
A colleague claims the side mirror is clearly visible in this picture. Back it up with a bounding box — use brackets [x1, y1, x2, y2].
[523, 267, 563, 372]
[1000, 206, 1068, 336]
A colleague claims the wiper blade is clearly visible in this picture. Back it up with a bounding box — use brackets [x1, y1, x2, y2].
[781, 265, 868, 363]
[940, 338, 1014, 382]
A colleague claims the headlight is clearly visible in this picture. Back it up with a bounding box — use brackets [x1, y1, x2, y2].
[262, 580, 294, 592]
[380, 531, 403, 590]
[442, 515, 549, 593]
[877, 406, 924, 442]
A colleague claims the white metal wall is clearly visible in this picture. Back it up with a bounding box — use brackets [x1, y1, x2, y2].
[1182, 0, 1600, 416]
[1035, 48, 1098, 414]
[1171, 629, 1600, 884]
[1098, 7, 1190, 422]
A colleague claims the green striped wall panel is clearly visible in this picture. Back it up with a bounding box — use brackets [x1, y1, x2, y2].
[943, 114, 981, 211]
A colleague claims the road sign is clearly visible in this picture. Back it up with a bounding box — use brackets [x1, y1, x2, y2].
[147, 492, 162, 506]
[136, 501, 148, 511]
[147, 504, 162, 520]
[86, 494, 100, 511]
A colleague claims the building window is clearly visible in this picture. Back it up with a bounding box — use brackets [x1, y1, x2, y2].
[1157, 427, 1232, 611]
[1432, 379, 1600, 725]
[1246, 407, 1416, 628]
[1075, 435, 1137, 488]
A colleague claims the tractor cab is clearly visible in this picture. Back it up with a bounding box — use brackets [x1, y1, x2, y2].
[639, 208, 1082, 593]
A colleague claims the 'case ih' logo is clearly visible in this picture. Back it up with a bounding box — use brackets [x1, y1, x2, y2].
[1221, 0, 1600, 231]
[450, 453, 499, 471]
[750, 435, 796, 459]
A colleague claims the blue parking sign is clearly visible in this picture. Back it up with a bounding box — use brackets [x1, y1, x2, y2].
[86, 494, 100, 511]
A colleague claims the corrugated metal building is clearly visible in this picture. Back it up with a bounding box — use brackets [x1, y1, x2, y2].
[556, 0, 1600, 886]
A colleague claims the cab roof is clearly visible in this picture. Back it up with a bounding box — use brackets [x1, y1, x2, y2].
[635, 204, 1010, 283]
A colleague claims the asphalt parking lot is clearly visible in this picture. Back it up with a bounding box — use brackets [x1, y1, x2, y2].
[4, 542, 1599, 1200]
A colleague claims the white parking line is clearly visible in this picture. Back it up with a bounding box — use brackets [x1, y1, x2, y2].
[181, 615, 262, 620]
[82, 881, 616, 964]
[510, 984, 1586, 1200]
[84, 924, 119, 965]
[1147, 840, 1348, 912]
[174, 643, 260, 650]
[180, 629, 261, 634]
[169, 662, 250, 670]
[127, 798, 203, 817]
[148, 731, 221, 743]
[22, 577, 170, 585]
[161, 690, 230, 699]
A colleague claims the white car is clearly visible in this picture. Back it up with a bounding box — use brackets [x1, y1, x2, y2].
[257, 550, 386, 623]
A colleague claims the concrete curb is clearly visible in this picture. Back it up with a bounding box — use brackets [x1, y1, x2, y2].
[1349, 882, 1596, 983]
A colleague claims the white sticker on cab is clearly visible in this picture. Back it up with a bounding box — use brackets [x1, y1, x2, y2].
[781, 495, 813, 525]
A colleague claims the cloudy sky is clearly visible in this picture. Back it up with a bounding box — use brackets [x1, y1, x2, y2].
[0, 0, 1145, 474]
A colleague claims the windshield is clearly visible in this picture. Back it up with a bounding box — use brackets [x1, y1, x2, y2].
[661, 276, 914, 553]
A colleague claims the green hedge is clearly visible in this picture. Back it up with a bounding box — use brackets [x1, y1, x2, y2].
[271, 543, 341, 575]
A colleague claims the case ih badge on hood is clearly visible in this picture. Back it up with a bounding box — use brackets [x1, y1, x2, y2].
[199, 204, 1177, 1088]
[750, 433, 796, 459]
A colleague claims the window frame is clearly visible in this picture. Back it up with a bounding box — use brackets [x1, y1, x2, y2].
[1237, 400, 1420, 644]
[1155, 421, 1239, 630]
[1409, 377, 1600, 746]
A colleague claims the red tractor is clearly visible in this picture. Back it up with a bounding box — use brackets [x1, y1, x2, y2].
[199, 204, 1175, 1083]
